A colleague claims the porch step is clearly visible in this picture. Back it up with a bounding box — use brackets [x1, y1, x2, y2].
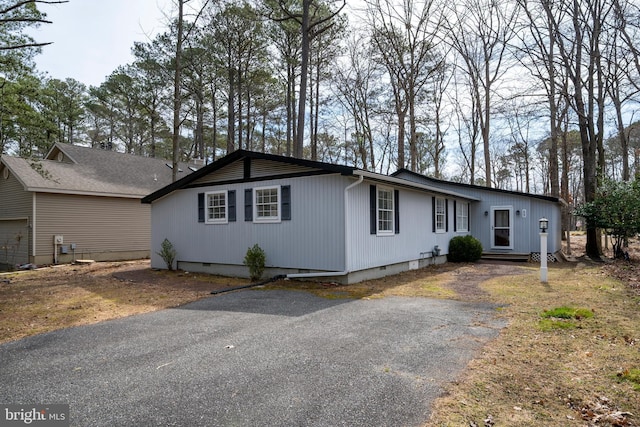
[481, 252, 531, 262]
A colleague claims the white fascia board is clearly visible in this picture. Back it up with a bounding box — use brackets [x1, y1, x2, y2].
[353, 170, 480, 201]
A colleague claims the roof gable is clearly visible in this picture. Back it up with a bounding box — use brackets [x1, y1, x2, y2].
[142, 150, 357, 203]
[45, 144, 77, 164]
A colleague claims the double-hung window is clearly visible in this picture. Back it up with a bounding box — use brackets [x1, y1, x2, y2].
[254, 186, 280, 222]
[377, 187, 394, 234]
[206, 191, 227, 223]
[435, 197, 446, 232]
[370, 185, 399, 235]
[456, 202, 469, 232]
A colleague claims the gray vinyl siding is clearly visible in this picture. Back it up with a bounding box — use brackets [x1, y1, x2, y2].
[467, 191, 560, 253]
[395, 171, 562, 254]
[346, 184, 464, 272]
[150, 174, 347, 272]
[0, 168, 32, 265]
[35, 193, 151, 263]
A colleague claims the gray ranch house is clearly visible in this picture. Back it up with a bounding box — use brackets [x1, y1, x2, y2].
[142, 150, 564, 283]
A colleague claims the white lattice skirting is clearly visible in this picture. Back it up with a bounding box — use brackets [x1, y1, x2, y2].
[530, 252, 558, 263]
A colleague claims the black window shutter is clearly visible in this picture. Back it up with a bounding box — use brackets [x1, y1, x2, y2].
[228, 190, 236, 222]
[432, 196, 436, 232]
[445, 199, 449, 232]
[370, 185, 377, 235]
[281, 185, 291, 220]
[198, 193, 205, 223]
[453, 200, 457, 232]
[394, 189, 400, 234]
[244, 189, 253, 221]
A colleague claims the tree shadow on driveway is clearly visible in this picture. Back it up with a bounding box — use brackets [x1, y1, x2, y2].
[177, 289, 354, 317]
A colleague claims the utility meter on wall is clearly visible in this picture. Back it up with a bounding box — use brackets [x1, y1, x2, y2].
[54, 235, 64, 244]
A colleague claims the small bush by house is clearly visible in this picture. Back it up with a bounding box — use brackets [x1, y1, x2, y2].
[244, 244, 266, 281]
[447, 235, 483, 262]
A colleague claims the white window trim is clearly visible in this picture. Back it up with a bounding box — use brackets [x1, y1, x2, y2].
[456, 202, 469, 232]
[377, 186, 394, 236]
[435, 197, 446, 233]
[205, 190, 228, 224]
[254, 185, 281, 223]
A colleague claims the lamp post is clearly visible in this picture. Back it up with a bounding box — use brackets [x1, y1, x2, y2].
[539, 217, 548, 283]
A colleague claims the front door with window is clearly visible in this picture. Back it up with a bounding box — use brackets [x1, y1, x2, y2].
[491, 207, 513, 249]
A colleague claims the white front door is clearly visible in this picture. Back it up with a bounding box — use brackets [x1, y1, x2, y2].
[491, 207, 513, 249]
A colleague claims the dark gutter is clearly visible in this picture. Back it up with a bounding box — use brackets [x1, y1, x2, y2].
[392, 168, 563, 204]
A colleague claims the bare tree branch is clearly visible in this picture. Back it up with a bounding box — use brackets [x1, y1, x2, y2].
[0, 0, 67, 15]
[0, 17, 51, 23]
[0, 41, 52, 50]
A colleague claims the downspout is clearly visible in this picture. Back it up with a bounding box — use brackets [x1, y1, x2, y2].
[286, 174, 364, 280]
[32, 193, 36, 264]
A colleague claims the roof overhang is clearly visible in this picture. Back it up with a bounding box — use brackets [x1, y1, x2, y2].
[392, 168, 564, 204]
[354, 170, 480, 201]
[27, 188, 144, 199]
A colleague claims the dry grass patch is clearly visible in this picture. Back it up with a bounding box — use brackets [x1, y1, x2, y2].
[0, 260, 248, 344]
[426, 264, 640, 427]
[265, 264, 459, 300]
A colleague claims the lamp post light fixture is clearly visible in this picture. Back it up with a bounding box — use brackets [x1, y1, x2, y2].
[539, 217, 548, 233]
[539, 217, 548, 283]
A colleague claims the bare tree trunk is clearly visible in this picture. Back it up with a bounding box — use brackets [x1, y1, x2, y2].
[211, 82, 218, 162]
[227, 65, 235, 154]
[172, 0, 184, 182]
[615, 102, 630, 181]
[309, 53, 316, 160]
[286, 68, 293, 156]
[312, 50, 321, 161]
[294, 0, 311, 158]
[237, 68, 243, 150]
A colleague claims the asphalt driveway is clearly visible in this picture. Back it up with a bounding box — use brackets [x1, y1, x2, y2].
[0, 290, 504, 426]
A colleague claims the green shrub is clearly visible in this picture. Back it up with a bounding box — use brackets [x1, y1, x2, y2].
[157, 238, 177, 271]
[244, 244, 266, 282]
[447, 235, 483, 262]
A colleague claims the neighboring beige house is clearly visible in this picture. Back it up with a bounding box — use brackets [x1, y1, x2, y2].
[0, 143, 197, 268]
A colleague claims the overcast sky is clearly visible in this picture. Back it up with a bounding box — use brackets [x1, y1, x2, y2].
[30, 0, 172, 87]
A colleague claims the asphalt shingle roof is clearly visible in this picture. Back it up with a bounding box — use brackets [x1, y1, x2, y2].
[1, 143, 196, 198]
